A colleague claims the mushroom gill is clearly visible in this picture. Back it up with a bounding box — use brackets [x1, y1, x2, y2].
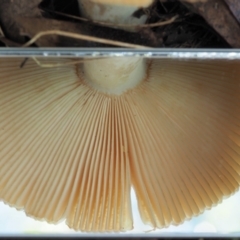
[0, 57, 240, 231]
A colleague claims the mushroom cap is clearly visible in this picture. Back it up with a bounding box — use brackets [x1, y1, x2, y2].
[0, 57, 240, 231]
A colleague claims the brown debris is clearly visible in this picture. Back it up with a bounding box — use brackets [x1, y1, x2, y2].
[180, 0, 240, 48]
[225, 0, 240, 23]
[0, 21, 20, 46]
[0, 0, 42, 43]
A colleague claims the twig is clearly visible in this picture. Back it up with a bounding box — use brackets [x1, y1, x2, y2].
[143, 15, 178, 28]
[20, 58, 29, 68]
[0, 24, 4, 37]
[159, 0, 168, 13]
[23, 30, 151, 49]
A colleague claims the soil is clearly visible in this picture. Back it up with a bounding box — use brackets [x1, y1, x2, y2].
[0, 0, 239, 48]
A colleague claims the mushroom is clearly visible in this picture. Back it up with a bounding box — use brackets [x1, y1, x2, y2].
[0, 0, 240, 233]
[1, 56, 240, 232]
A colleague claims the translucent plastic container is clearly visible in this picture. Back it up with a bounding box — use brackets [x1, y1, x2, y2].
[1, 48, 240, 238]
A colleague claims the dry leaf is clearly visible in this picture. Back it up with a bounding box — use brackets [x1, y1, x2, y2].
[0, 0, 42, 43]
[180, 0, 240, 47]
[224, 0, 240, 23]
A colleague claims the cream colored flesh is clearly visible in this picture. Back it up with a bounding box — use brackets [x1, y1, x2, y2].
[79, 0, 153, 30]
[82, 57, 146, 95]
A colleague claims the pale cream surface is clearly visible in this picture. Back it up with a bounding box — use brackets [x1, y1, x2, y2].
[82, 58, 146, 95]
[79, 0, 152, 31]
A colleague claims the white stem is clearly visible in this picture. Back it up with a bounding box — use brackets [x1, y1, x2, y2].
[79, 0, 152, 31]
[82, 57, 146, 95]
[78, 0, 153, 95]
